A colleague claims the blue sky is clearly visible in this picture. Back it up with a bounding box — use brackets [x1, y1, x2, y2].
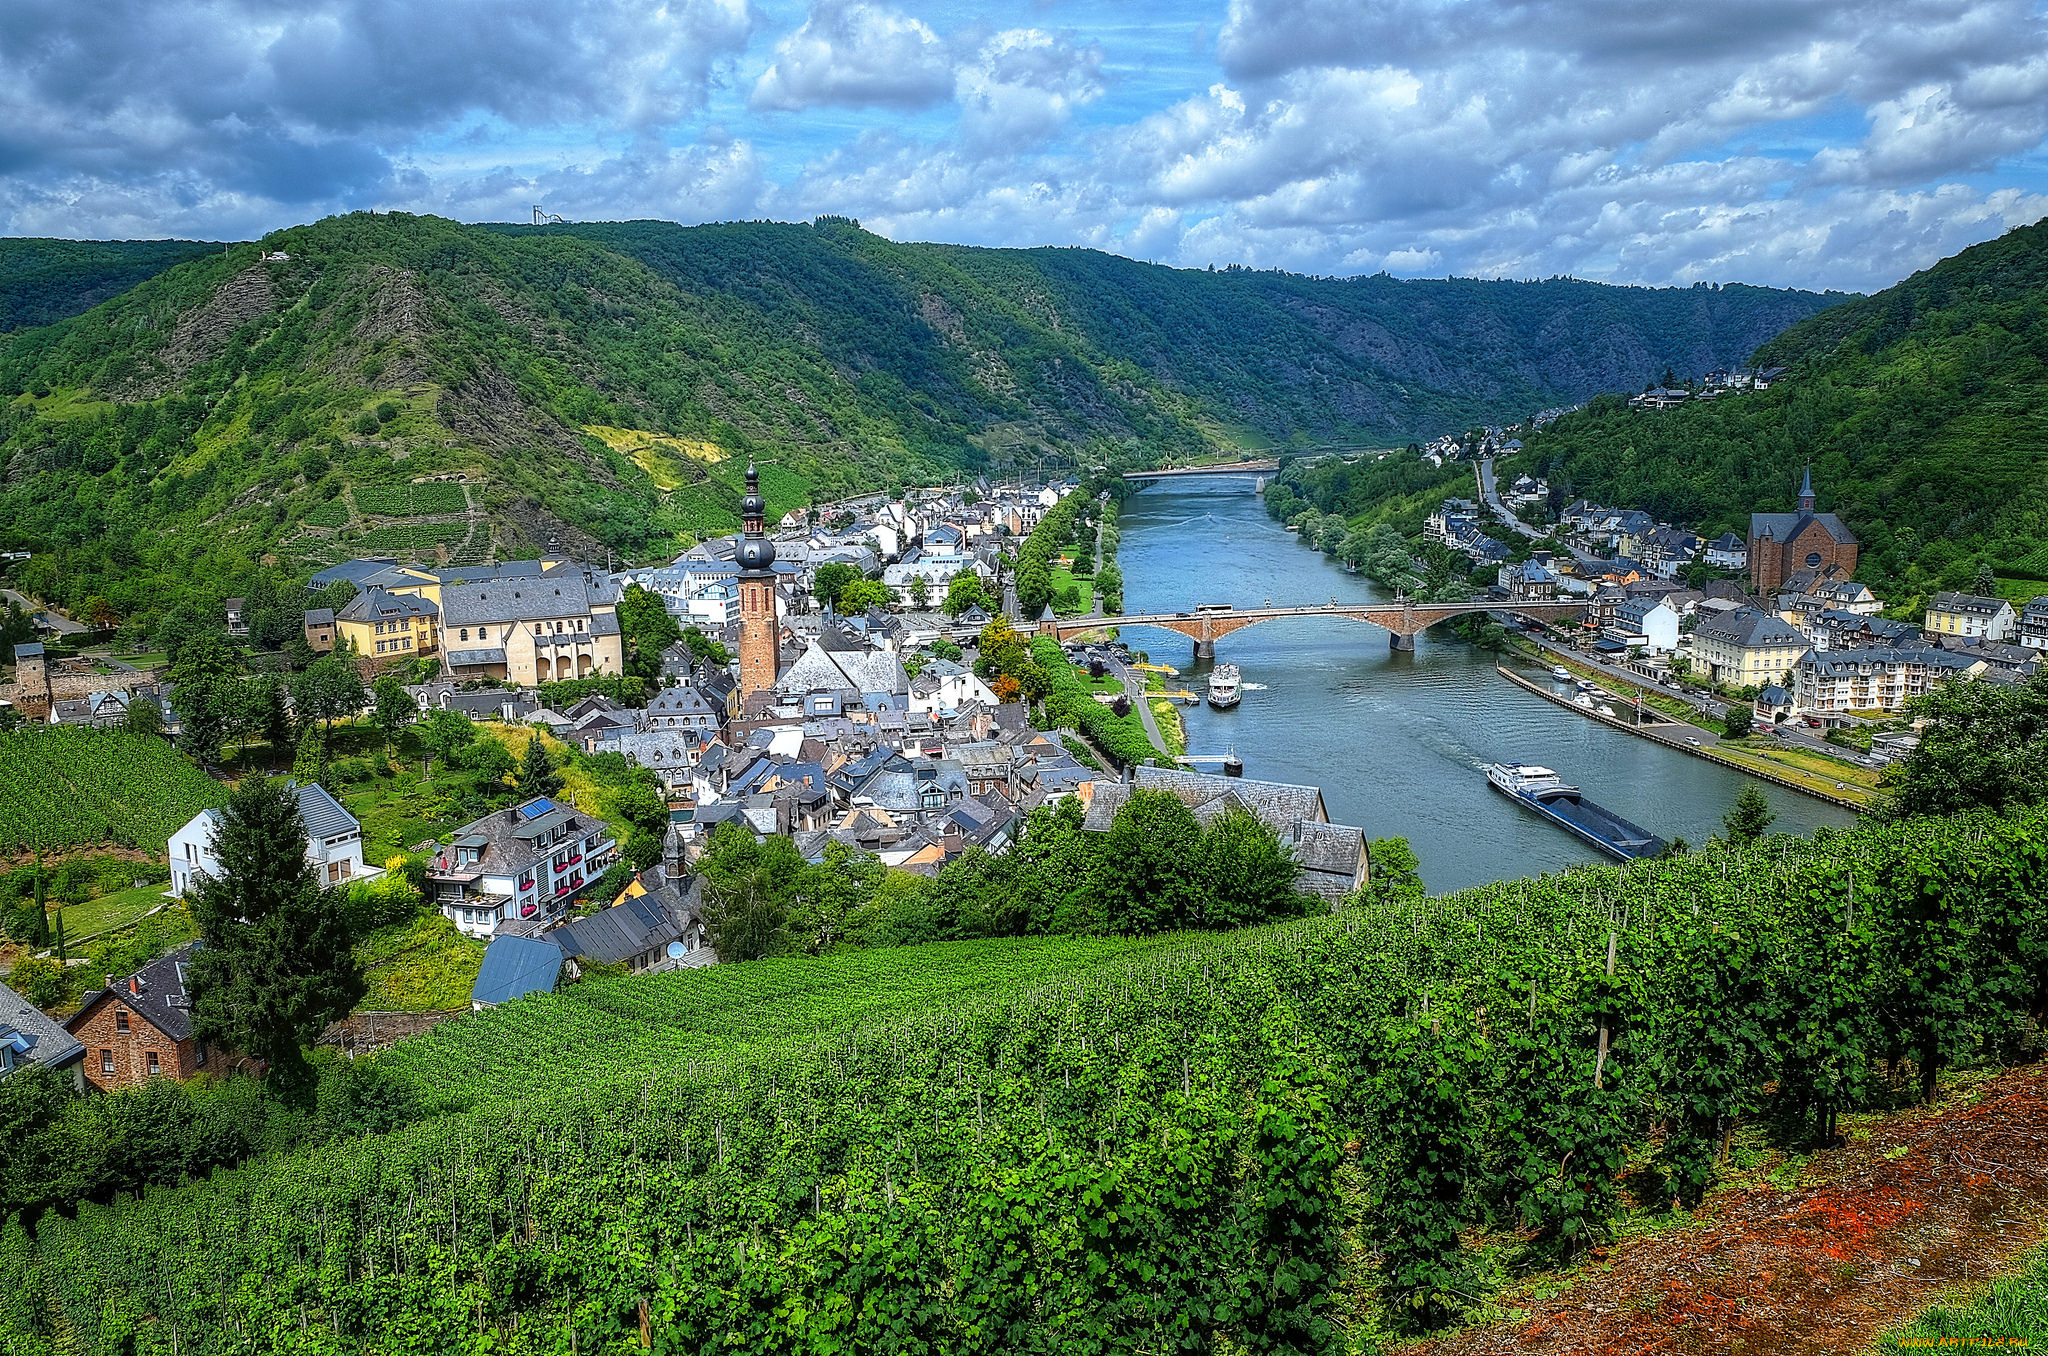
[4, 0, 2047, 291]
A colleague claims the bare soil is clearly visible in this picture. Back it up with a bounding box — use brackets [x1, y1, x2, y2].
[1409, 1064, 2048, 1356]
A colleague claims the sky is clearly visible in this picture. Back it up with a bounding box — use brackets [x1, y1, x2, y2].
[4, 0, 2048, 292]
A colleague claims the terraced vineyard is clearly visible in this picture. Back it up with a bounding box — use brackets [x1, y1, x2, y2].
[0, 727, 225, 853]
[352, 482, 468, 516]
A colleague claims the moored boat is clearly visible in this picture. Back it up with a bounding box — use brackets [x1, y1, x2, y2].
[1208, 663, 1242, 709]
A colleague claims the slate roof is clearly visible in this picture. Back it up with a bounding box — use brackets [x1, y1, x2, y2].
[1292, 820, 1365, 877]
[547, 886, 698, 965]
[1749, 509, 1856, 545]
[303, 607, 336, 626]
[777, 638, 909, 697]
[292, 780, 359, 838]
[1085, 766, 1327, 833]
[1800, 645, 1979, 678]
[441, 572, 620, 630]
[310, 558, 406, 587]
[1, 979, 85, 1075]
[15, 641, 43, 658]
[1929, 591, 2012, 617]
[1694, 607, 1808, 650]
[70, 945, 202, 1042]
[337, 586, 438, 624]
[445, 647, 510, 667]
[471, 935, 564, 1006]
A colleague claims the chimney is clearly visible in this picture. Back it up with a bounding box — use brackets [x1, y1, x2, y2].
[129, 976, 140, 996]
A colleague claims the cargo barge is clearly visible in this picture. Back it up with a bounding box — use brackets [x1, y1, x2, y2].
[1485, 762, 1666, 861]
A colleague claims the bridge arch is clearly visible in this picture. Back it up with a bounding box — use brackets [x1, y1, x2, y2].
[1038, 599, 1588, 658]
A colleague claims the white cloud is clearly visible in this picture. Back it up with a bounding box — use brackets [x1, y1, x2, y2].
[751, 0, 955, 112]
[956, 29, 1105, 152]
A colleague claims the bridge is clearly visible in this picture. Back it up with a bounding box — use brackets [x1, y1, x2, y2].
[1037, 599, 1589, 656]
[1123, 461, 1279, 484]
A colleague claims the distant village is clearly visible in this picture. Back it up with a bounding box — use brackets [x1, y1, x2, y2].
[1427, 465, 2045, 740]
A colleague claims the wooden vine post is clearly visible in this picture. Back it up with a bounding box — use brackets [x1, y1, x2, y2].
[1593, 930, 1616, 1090]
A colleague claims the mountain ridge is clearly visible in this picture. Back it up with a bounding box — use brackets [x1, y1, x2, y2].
[0, 212, 1840, 632]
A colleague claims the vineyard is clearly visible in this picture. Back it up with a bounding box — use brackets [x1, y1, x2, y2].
[300, 499, 350, 528]
[6, 807, 2048, 1354]
[0, 727, 225, 854]
[350, 522, 470, 553]
[352, 483, 468, 517]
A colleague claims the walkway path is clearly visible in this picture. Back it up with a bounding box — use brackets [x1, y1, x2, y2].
[1108, 654, 1167, 752]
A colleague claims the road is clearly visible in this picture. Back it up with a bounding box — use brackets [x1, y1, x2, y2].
[2, 587, 87, 635]
[1477, 458, 1608, 569]
[1107, 655, 1168, 752]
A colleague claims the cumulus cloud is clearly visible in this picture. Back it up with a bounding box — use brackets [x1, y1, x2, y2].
[751, 0, 955, 112]
[956, 29, 1105, 152]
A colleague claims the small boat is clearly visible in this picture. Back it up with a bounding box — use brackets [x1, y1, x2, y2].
[1551, 665, 1572, 680]
[1574, 693, 1595, 708]
[1486, 763, 1665, 861]
[1575, 679, 1596, 692]
[1208, 664, 1243, 710]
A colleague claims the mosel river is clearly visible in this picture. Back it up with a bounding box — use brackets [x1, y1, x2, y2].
[1115, 478, 1860, 893]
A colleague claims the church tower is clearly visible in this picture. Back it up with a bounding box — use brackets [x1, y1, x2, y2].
[735, 462, 780, 702]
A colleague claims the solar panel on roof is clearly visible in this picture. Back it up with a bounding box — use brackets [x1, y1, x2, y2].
[519, 799, 557, 819]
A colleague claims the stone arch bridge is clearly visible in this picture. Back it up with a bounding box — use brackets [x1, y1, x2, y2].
[1037, 599, 1589, 656]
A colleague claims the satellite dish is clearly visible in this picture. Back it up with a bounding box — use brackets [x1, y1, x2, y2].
[666, 941, 685, 959]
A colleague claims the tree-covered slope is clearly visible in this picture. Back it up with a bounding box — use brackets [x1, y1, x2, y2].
[1512, 218, 2048, 602]
[0, 212, 1835, 629]
[0, 238, 222, 333]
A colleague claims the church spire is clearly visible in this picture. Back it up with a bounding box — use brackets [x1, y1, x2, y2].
[1798, 465, 1815, 513]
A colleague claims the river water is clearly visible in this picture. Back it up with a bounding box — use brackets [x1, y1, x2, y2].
[1114, 478, 1860, 894]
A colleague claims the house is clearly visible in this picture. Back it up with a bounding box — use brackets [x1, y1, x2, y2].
[1609, 597, 1681, 654]
[1642, 527, 1701, 579]
[65, 947, 236, 1090]
[1082, 766, 1369, 903]
[470, 935, 565, 1009]
[404, 681, 541, 722]
[1924, 592, 2017, 643]
[1807, 608, 1923, 652]
[1754, 684, 1795, 724]
[1793, 646, 1982, 716]
[776, 636, 910, 702]
[50, 689, 134, 729]
[645, 684, 720, 734]
[439, 569, 625, 685]
[1691, 607, 1810, 689]
[1748, 469, 1857, 595]
[908, 660, 1000, 715]
[303, 608, 337, 653]
[426, 796, 620, 938]
[2020, 597, 2048, 653]
[1703, 532, 1748, 570]
[1500, 559, 1558, 601]
[335, 586, 439, 661]
[1, 980, 86, 1087]
[168, 782, 376, 896]
[223, 598, 248, 637]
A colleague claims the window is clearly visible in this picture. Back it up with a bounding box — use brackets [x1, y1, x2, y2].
[1805, 551, 1823, 568]
[116, 1009, 130, 1033]
[146, 1051, 160, 1075]
[101, 1049, 114, 1074]
[461, 628, 469, 641]
[196, 1044, 207, 1067]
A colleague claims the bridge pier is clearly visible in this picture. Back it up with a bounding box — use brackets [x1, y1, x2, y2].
[1389, 632, 1415, 652]
[1192, 638, 1215, 661]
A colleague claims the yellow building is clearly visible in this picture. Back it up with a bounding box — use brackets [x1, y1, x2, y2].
[1690, 606, 1810, 689]
[335, 587, 439, 661]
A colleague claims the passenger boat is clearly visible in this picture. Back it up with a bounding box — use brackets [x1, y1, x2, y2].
[1207, 664, 1242, 710]
[1551, 665, 1572, 680]
[1485, 762, 1665, 861]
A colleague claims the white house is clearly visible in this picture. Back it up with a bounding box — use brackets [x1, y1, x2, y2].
[1609, 597, 1682, 654]
[882, 554, 994, 593]
[908, 660, 1000, 715]
[169, 782, 378, 897]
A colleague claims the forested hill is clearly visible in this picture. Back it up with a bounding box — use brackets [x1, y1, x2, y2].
[0, 212, 1835, 626]
[1511, 218, 2048, 604]
[0, 239, 222, 333]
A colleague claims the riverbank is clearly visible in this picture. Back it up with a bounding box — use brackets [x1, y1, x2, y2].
[1495, 666, 1871, 810]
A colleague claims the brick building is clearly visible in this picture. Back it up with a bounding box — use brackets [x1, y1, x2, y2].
[65, 946, 237, 1090]
[1747, 468, 1857, 596]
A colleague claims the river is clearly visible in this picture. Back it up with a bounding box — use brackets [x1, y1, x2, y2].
[1113, 478, 1860, 894]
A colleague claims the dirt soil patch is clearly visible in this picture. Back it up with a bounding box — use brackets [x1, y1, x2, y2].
[1410, 1064, 2048, 1356]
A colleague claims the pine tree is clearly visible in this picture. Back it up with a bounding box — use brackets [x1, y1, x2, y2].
[187, 778, 365, 1095]
[1723, 783, 1775, 845]
[516, 736, 566, 802]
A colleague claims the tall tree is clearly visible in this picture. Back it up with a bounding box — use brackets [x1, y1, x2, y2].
[1085, 789, 1204, 934]
[908, 574, 932, 610]
[1722, 783, 1775, 845]
[617, 583, 683, 684]
[187, 778, 365, 1094]
[812, 562, 859, 613]
[1880, 671, 2048, 819]
[1196, 805, 1316, 929]
[416, 708, 474, 780]
[370, 673, 414, 749]
[290, 653, 367, 737]
[516, 735, 566, 801]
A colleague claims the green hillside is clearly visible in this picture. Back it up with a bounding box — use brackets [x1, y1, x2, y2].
[0, 239, 222, 333]
[1511, 218, 2048, 601]
[6, 804, 2044, 1353]
[0, 727, 225, 854]
[0, 213, 1835, 632]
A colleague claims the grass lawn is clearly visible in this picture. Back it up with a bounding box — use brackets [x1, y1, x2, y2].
[1710, 742, 1880, 808]
[55, 881, 174, 942]
[342, 764, 496, 859]
[1050, 559, 1096, 615]
[1876, 1240, 2048, 1352]
[357, 911, 487, 1012]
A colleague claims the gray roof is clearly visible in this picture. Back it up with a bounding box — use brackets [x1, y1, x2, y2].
[1749, 509, 1856, 545]
[291, 780, 359, 839]
[777, 639, 909, 698]
[441, 571, 618, 629]
[1, 979, 85, 1074]
[1801, 645, 1979, 677]
[1292, 820, 1365, 877]
[310, 558, 406, 587]
[1085, 766, 1327, 833]
[547, 884, 698, 964]
[70, 945, 201, 1043]
[303, 608, 335, 626]
[1930, 591, 2011, 616]
[445, 647, 509, 667]
[1694, 607, 1807, 650]
[471, 935, 564, 1006]
[337, 586, 438, 624]
[15, 641, 43, 658]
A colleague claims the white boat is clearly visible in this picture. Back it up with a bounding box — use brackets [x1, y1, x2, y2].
[1208, 664, 1242, 710]
[1551, 665, 1572, 680]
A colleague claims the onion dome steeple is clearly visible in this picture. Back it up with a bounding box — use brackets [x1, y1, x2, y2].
[736, 460, 776, 573]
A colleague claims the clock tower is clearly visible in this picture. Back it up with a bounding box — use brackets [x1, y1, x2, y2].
[735, 462, 780, 701]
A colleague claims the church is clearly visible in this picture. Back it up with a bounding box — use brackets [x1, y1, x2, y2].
[1747, 468, 1857, 596]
